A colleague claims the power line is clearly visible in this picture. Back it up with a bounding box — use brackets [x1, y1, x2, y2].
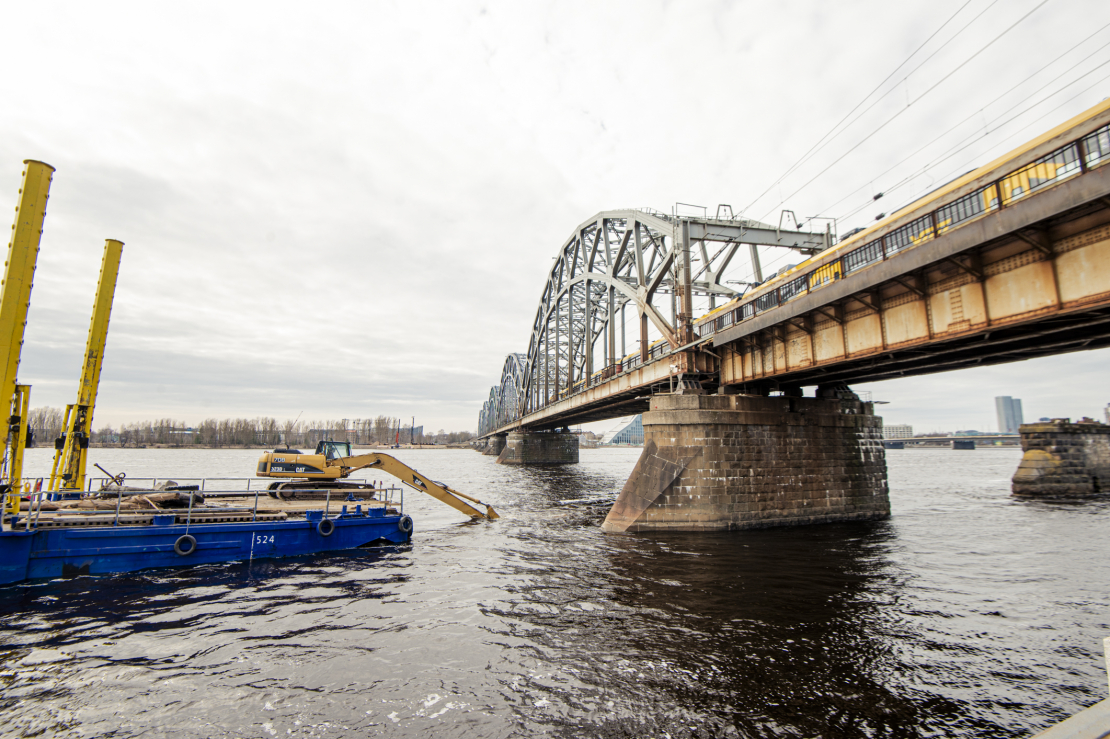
[817, 21, 1110, 218]
[826, 26, 1110, 222]
[836, 52, 1110, 224]
[785, 0, 1002, 195]
[759, 0, 1053, 222]
[742, 0, 978, 216]
[848, 66, 1110, 225]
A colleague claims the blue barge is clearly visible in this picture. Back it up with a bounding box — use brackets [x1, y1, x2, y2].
[0, 483, 413, 586]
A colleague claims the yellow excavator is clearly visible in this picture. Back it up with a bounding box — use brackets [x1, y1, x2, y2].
[256, 440, 499, 520]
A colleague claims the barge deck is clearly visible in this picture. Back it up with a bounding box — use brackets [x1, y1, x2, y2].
[0, 479, 413, 585]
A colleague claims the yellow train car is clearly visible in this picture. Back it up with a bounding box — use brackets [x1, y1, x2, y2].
[691, 96, 1110, 339]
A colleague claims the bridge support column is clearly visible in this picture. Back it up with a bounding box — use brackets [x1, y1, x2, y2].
[482, 434, 507, 456]
[496, 430, 579, 465]
[1012, 419, 1110, 498]
[602, 393, 889, 532]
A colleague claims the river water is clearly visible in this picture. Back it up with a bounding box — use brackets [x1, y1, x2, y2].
[0, 446, 1106, 738]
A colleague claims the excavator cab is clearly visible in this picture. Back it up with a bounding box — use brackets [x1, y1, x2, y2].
[315, 440, 351, 460]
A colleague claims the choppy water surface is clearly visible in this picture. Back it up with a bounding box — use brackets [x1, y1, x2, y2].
[0, 447, 1106, 738]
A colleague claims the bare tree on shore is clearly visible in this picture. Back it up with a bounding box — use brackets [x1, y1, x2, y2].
[27, 408, 475, 447]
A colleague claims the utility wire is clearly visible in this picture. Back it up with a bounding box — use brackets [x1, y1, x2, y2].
[742, 0, 978, 216]
[781, 0, 1000, 199]
[759, 0, 1053, 222]
[845, 65, 1110, 225]
[823, 23, 1110, 220]
[820, 24, 1110, 217]
[835, 52, 1110, 223]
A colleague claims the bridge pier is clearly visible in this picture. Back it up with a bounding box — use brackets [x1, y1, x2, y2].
[496, 430, 579, 465]
[1012, 419, 1110, 498]
[482, 434, 507, 456]
[601, 393, 889, 532]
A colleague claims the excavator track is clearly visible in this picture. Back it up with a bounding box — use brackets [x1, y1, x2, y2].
[267, 480, 377, 500]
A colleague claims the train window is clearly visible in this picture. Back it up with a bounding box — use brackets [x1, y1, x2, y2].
[843, 240, 883, 272]
[1084, 126, 1109, 166]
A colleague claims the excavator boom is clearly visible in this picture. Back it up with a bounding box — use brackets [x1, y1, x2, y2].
[333, 453, 499, 520]
[256, 442, 498, 520]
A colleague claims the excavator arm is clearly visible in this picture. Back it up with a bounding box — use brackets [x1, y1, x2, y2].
[332, 453, 499, 520]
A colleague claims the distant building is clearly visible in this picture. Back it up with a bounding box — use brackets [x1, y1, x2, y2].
[602, 415, 644, 446]
[995, 396, 1024, 434]
[883, 424, 913, 439]
[1105, 404, 1109, 424]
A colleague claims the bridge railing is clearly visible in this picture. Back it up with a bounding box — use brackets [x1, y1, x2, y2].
[544, 341, 677, 411]
[694, 121, 1110, 340]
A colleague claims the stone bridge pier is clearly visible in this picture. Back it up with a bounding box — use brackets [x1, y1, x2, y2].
[481, 434, 507, 456]
[1012, 419, 1110, 497]
[602, 392, 889, 532]
[495, 429, 579, 465]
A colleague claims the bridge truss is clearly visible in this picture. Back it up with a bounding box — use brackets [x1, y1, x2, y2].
[479, 209, 826, 436]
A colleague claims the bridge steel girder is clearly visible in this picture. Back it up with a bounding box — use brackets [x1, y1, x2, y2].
[479, 100, 1110, 437]
[709, 116, 1110, 390]
[478, 209, 824, 436]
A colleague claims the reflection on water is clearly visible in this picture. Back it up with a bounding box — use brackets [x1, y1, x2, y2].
[0, 447, 1106, 737]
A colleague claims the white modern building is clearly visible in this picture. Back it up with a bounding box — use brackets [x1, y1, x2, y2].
[995, 396, 1024, 434]
[601, 415, 644, 446]
[882, 424, 913, 439]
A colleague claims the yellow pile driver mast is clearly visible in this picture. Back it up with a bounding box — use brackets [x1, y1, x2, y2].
[0, 161, 54, 513]
[49, 239, 123, 493]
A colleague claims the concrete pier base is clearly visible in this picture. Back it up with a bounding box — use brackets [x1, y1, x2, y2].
[496, 430, 579, 465]
[482, 434, 507, 457]
[1012, 419, 1110, 498]
[602, 394, 889, 532]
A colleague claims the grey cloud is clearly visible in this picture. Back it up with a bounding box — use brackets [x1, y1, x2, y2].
[0, 0, 1104, 434]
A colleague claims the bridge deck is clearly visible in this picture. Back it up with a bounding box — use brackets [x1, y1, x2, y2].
[484, 99, 1110, 436]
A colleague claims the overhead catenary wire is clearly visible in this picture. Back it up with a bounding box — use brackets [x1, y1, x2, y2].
[742, 0, 980, 217]
[722, 65, 1110, 306]
[847, 66, 1110, 226]
[835, 55, 1110, 225]
[757, 0, 1053, 223]
[816, 20, 1110, 220]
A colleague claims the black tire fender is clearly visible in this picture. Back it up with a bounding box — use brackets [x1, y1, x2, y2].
[174, 534, 197, 556]
[398, 515, 414, 534]
[317, 518, 335, 537]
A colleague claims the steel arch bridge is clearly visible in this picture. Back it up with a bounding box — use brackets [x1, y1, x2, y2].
[478, 208, 826, 436]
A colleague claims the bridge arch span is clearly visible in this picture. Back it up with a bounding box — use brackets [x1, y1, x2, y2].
[480, 208, 809, 434]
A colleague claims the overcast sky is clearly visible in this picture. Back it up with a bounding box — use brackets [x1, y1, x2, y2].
[1, 0, 1107, 434]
